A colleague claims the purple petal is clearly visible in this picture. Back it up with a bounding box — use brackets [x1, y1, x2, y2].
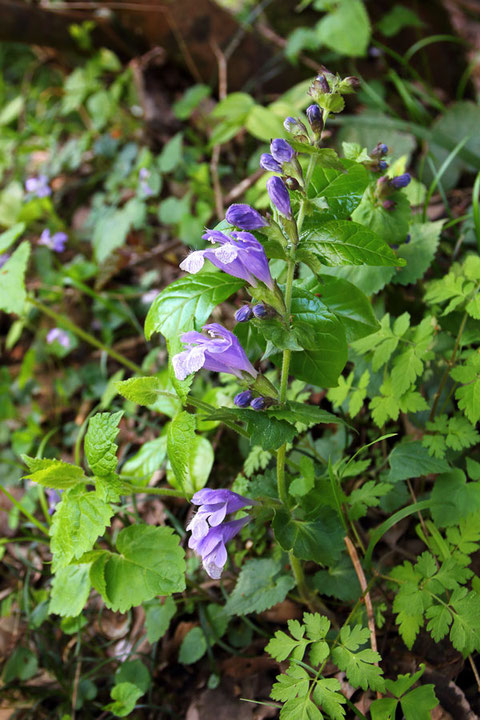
[270, 138, 294, 163]
[267, 176, 292, 218]
[225, 204, 268, 230]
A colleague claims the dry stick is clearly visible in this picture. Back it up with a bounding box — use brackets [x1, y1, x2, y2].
[71, 657, 82, 720]
[344, 536, 382, 699]
[468, 654, 480, 693]
[225, 170, 264, 204]
[255, 21, 323, 73]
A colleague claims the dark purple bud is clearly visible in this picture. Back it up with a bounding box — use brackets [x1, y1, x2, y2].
[252, 303, 268, 319]
[226, 204, 268, 230]
[266, 176, 291, 218]
[306, 104, 323, 134]
[250, 396, 266, 411]
[343, 76, 360, 90]
[234, 305, 253, 323]
[378, 160, 388, 171]
[390, 173, 411, 190]
[405, 233, 411, 244]
[383, 200, 395, 210]
[370, 143, 388, 158]
[260, 153, 282, 173]
[270, 139, 294, 164]
[234, 390, 253, 408]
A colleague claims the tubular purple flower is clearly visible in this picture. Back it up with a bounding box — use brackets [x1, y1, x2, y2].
[47, 328, 70, 348]
[234, 390, 253, 407]
[267, 176, 292, 218]
[250, 396, 266, 410]
[25, 175, 51, 198]
[270, 138, 294, 164]
[225, 203, 268, 230]
[172, 323, 257, 382]
[390, 173, 411, 190]
[187, 488, 255, 578]
[39, 229, 68, 252]
[260, 153, 282, 173]
[234, 305, 253, 323]
[252, 303, 267, 318]
[180, 229, 273, 289]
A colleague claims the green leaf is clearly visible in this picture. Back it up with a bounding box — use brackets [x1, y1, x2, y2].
[22, 455, 85, 489]
[290, 456, 315, 497]
[116, 659, 151, 693]
[288, 143, 345, 171]
[352, 187, 411, 246]
[388, 441, 450, 483]
[178, 626, 207, 664]
[0, 241, 30, 315]
[84, 411, 123, 477]
[104, 682, 143, 717]
[205, 407, 296, 451]
[273, 507, 344, 565]
[0, 96, 24, 126]
[280, 695, 323, 719]
[431, 469, 480, 527]
[158, 132, 183, 173]
[332, 625, 385, 691]
[298, 220, 404, 268]
[225, 558, 296, 616]
[370, 697, 399, 720]
[121, 436, 167, 483]
[50, 485, 113, 571]
[394, 221, 443, 286]
[145, 273, 244, 341]
[2, 646, 38, 683]
[428, 102, 480, 190]
[312, 678, 346, 720]
[316, 0, 370, 57]
[451, 353, 480, 424]
[449, 587, 480, 654]
[245, 104, 286, 142]
[49, 564, 91, 617]
[312, 556, 362, 602]
[303, 275, 379, 342]
[166, 411, 213, 493]
[307, 162, 369, 219]
[92, 525, 185, 613]
[278, 287, 347, 388]
[144, 596, 176, 643]
[266, 401, 346, 429]
[377, 4, 423, 37]
[0, 222, 26, 253]
[400, 684, 438, 720]
[116, 376, 165, 406]
[271, 665, 310, 703]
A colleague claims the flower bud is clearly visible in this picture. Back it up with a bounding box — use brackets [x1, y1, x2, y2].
[234, 305, 253, 323]
[234, 390, 253, 408]
[266, 176, 291, 218]
[340, 76, 360, 93]
[270, 138, 294, 164]
[316, 74, 330, 94]
[370, 143, 388, 157]
[378, 160, 388, 171]
[226, 204, 268, 230]
[382, 199, 395, 210]
[250, 396, 266, 411]
[389, 173, 411, 190]
[284, 176, 300, 191]
[260, 153, 282, 173]
[252, 303, 268, 319]
[306, 104, 323, 134]
[283, 116, 308, 137]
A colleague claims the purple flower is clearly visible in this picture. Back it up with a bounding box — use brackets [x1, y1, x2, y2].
[234, 305, 253, 323]
[267, 176, 292, 218]
[187, 488, 254, 578]
[378, 160, 388, 171]
[172, 323, 257, 382]
[25, 175, 51, 198]
[139, 168, 150, 179]
[252, 303, 267, 319]
[0, 253, 10, 269]
[139, 169, 154, 197]
[46, 489, 62, 515]
[225, 204, 268, 230]
[38, 229, 68, 252]
[270, 139, 294, 164]
[234, 389, 253, 407]
[180, 229, 273, 289]
[46, 328, 70, 348]
[390, 173, 411, 190]
[250, 396, 266, 410]
[371, 143, 388, 157]
[260, 153, 282, 173]
[306, 104, 323, 134]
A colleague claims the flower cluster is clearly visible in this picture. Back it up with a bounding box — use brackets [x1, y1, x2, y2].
[25, 175, 51, 198]
[47, 328, 70, 348]
[187, 489, 255, 578]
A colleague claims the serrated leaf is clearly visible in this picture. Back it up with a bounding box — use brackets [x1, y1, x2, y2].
[167, 411, 213, 493]
[394, 221, 444, 286]
[50, 485, 113, 571]
[84, 411, 123, 477]
[145, 273, 244, 340]
[205, 406, 297, 451]
[273, 507, 344, 565]
[22, 456, 85, 489]
[104, 682, 143, 717]
[352, 188, 411, 246]
[317, 0, 370, 57]
[0, 222, 26, 253]
[400, 684, 438, 720]
[116, 376, 164, 405]
[332, 633, 385, 692]
[0, 241, 30, 315]
[312, 677, 346, 720]
[307, 162, 369, 219]
[225, 558, 295, 616]
[280, 696, 323, 720]
[271, 665, 310, 702]
[388, 441, 450, 483]
[49, 564, 91, 617]
[298, 220, 404, 268]
[121, 436, 167, 483]
[96, 525, 185, 613]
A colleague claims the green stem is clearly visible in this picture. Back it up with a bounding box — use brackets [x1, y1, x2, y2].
[0, 486, 49, 536]
[28, 297, 144, 374]
[128, 484, 190, 499]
